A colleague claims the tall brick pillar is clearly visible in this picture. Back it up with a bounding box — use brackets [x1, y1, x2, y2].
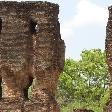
[0, 1, 65, 112]
[104, 5, 112, 112]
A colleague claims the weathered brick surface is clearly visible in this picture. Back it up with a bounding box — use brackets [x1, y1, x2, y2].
[0, 1, 65, 112]
[104, 5, 112, 112]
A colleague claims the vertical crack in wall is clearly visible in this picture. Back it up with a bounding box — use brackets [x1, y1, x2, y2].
[0, 18, 2, 34]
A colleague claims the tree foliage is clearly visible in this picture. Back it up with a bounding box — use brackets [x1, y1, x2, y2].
[57, 49, 109, 112]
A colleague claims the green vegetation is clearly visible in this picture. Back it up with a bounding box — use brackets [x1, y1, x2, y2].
[57, 49, 110, 112]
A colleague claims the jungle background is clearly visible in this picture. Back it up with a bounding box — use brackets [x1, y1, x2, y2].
[29, 48, 110, 112]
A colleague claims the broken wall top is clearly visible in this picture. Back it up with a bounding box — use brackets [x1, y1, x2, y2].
[0, 1, 65, 72]
[0, 1, 59, 20]
[0, 1, 59, 12]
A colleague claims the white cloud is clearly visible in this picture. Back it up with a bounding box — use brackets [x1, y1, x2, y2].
[61, 0, 108, 39]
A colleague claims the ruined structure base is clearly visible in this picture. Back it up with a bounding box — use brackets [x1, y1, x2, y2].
[0, 98, 23, 112]
[0, 98, 59, 112]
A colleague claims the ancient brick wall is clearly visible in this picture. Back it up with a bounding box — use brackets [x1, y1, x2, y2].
[0, 1, 65, 112]
[104, 5, 112, 112]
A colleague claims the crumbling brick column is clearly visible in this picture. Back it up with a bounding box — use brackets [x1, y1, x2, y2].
[0, 1, 65, 112]
[104, 5, 112, 112]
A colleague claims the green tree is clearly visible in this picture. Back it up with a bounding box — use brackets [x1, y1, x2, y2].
[57, 49, 109, 112]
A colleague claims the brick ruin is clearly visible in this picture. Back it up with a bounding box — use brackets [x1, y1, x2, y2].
[0, 1, 65, 112]
[104, 5, 112, 112]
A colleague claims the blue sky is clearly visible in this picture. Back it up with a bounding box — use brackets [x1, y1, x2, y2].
[58, 0, 110, 59]
[8, 0, 111, 59]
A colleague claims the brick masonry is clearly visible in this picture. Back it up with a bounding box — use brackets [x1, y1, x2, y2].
[0, 1, 65, 112]
[104, 5, 112, 112]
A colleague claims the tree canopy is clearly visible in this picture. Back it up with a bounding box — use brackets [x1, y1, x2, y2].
[57, 49, 109, 112]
